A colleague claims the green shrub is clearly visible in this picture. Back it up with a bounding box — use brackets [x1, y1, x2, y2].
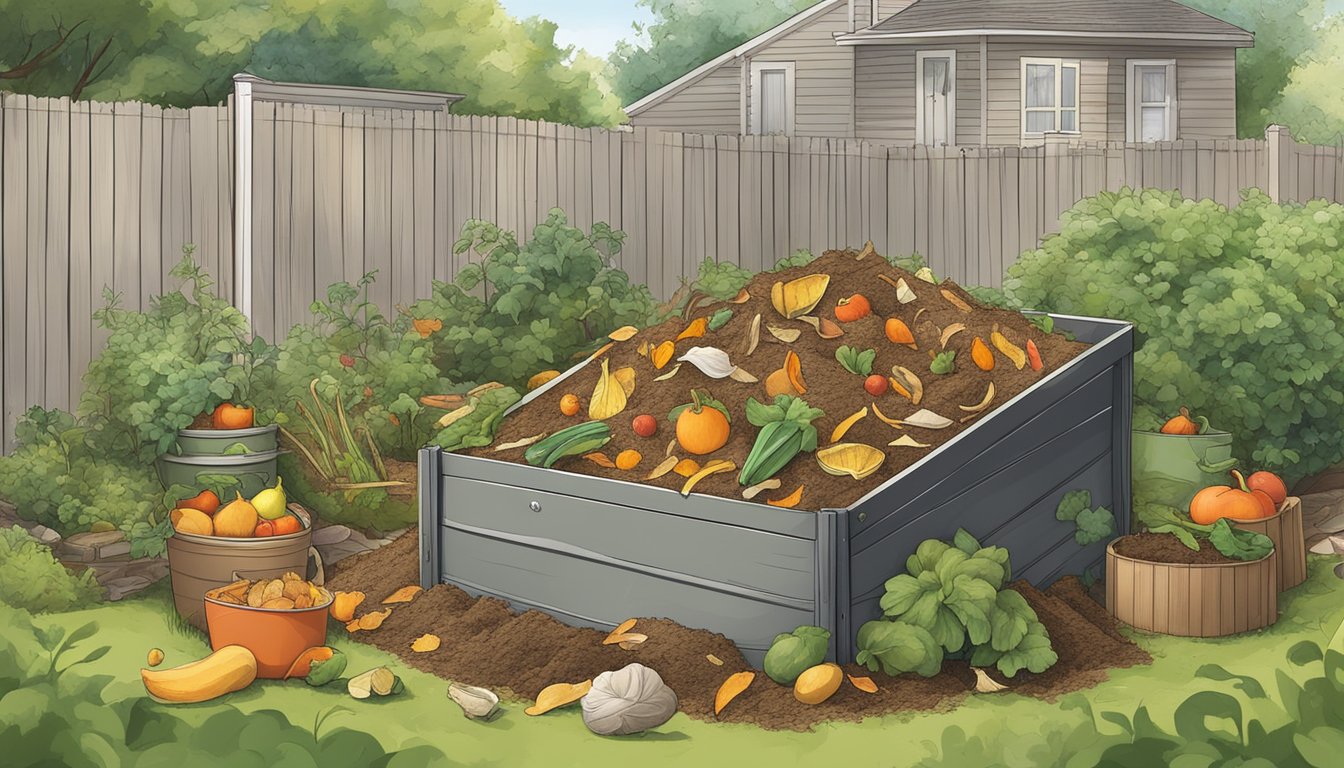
[275, 454, 416, 534]
[0, 603, 444, 766]
[0, 408, 168, 558]
[856, 529, 1057, 680]
[79, 248, 277, 461]
[0, 527, 102, 613]
[410, 210, 662, 390]
[1005, 189, 1344, 485]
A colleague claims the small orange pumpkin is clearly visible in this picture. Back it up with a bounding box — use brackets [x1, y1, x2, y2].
[1246, 470, 1287, 506]
[1160, 406, 1200, 435]
[834, 294, 872, 323]
[211, 403, 255, 430]
[675, 390, 731, 456]
[1190, 470, 1275, 524]
[559, 394, 582, 417]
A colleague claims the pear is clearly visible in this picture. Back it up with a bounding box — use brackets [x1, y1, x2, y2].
[251, 477, 287, 521]
[213, 492, 259, 538]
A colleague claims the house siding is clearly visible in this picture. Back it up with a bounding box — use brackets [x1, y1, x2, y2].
[745, 2, 857, 138]
[627, 65, 743, 134]
[854, 41, 982, 145]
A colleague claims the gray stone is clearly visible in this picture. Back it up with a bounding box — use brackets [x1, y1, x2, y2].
[104, 575, 154, 602]
[97, 540, 132, 560]
[1309, 537, 1340, 555]
[1318, 513, 1344, 535]
[29, 525, 61, 546]
[312, 524, 352, 546]
[60, 530, 127, 562]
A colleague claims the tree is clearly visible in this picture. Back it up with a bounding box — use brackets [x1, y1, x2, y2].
[607, 0, 815, 106]
[1182, 0, 1326, 139]
[1266, 16, 1344, 143]
[0, 0, 624, 127]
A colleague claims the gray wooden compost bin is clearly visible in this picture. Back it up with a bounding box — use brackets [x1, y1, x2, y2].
[419, 313, 1132, 665]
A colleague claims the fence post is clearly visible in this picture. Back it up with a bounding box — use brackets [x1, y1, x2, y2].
[1266, 124, 1290, 203]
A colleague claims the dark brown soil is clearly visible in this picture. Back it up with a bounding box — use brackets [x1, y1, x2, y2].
[1112, 533, 1240, 565]
[327, 530, 1151, 731]
[190, 413, 214, 429]
[468, 248, 1090, 510]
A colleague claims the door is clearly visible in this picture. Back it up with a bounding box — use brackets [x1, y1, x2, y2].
[917, 51, 956, 146]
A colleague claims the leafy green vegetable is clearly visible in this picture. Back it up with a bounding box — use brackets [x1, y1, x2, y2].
[1056, 490, 1091, 522]
[740, 395, 824, 487]
[1027, 315, 1055, 335]
[875, 529, 1053, 679]
[707, 308, 733, 331]
[1149, 524, 1201, 551]
[854, 620, 943, 678]
[432, 386, 522, 452]
[763, 625, 831, 685]
[970, 620, 1058, 677]
[1074, 507, 1116, 545]
[1208, 519, 1275, 561]
[930, 351, 956, 375]
[834, 346, 876, 377]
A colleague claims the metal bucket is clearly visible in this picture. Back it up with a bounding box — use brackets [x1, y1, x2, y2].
[165, 504, 322, 630]
[156, 450, 281, 499]
[171, 424, 279, 456]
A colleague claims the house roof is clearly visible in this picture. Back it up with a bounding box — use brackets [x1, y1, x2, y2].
[624, 0, 844, 117]
[840, 0, 1254, 45]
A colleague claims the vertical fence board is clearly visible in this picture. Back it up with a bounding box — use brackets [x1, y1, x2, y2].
[45, 99, 71, 412]
[251, 102, 276, 339]
[2, 96, 28, 449]
[26, 98, 50, 412]
[68, 101, 93, 405]
[363, 110, 393, 311]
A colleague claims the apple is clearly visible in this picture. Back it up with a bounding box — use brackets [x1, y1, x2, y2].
[864, 375, 889, 397]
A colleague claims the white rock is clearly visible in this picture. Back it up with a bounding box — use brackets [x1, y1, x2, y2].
[1310, 538, 1338, 555]
[312, 525, 352, 546]
[581, 663, 678, 736]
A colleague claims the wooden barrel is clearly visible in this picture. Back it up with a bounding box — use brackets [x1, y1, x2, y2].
[1233, 497, 1306, 591]
[1106, 540, 1277, 637]
[166, 503, 321, 630]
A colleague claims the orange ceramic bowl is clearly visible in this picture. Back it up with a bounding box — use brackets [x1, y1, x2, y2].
[204, 591, 332, 678]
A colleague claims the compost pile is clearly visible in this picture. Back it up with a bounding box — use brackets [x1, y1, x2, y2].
[328, 532, 1150, 731]
[472, 248, 1091, 510]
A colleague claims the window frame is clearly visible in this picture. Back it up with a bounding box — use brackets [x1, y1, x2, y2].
[748, 60, 796, 136]
[915, 49, 958, 146]
[1019, 57, 1081, 139]
[1126, 59, 1178, 143]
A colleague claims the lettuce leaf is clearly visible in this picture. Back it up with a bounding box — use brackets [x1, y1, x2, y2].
[855, 620, 944, 678]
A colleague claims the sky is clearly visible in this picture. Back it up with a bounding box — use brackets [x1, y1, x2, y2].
[500, 0, 652, 57]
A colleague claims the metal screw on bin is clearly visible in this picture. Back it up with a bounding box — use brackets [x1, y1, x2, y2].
[530, 501, 542, 513]
[858, 512, 867, 523]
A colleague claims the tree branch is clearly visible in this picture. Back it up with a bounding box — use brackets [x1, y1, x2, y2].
[0, 20, 85, 80]
[69, 35, 114, 100]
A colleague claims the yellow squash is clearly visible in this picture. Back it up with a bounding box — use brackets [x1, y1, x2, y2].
[141, 645, 257, 703]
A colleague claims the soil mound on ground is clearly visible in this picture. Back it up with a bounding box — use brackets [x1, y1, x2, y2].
[328, 531, 1151, 731]
[470, 248, 1091, 510]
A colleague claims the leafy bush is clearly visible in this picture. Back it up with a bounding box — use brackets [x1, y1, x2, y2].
[267, 272, 448, 461]
[79, 248, 277, 461]
[1005, 189, 1344, 485]
[0, 603, 443, 766]
[686, 250, 820, 304]
[275, 454, 416, 534]
[856, 529, 1057, 679]
[410, 210, 662, 390]
[0, 527, 102, 613]
[0, 408, 168, 558]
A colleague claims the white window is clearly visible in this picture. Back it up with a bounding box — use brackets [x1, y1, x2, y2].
[1020, 58, 1080, 138]
[916, 50, 957, 146]
[1127, 60, 1177, 142]
[749, 61, 795, 135]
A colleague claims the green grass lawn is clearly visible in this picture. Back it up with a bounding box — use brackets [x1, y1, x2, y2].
[33, 557, 1344, 767]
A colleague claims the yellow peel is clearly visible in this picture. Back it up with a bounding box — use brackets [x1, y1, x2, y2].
[816, 444, 885, 480]
[680, 461, 736, 497]
[991, 326, 1028, 370]
[646, 455, 680, 480]
[959, 382, 996, 414]
[939, 323, 966, 349]
[889, 435, 932, 449]
[608, 325, 639, 341]
[830, 408, 869, 444]
[525, 680, 593, 716]
[871, 403, 904, 429]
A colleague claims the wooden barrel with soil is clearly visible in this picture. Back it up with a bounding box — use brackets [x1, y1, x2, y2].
[1106, 534, 1277, 637]
[1232, 497, 1306, 591]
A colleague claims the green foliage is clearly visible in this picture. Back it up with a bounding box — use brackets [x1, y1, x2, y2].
[688, 258, 754, 301]
[1135, 502, 1276, 561]
[1005, 189, 1344, 486]
[283, 379, 389, 487]
[834, 346, 876, 377]
[608, 0, 814, 105]
[1054, 489, 1116, 546]
[431, 386, 523, 452]
[0, 602, 443, 766]
[854, 620, 943, 679]
[864, 529, 1057, 679]
[411, 210, 661, 391]
[740, 395, 824, 487]
[763, 625, 830, 686]
[930, 351, 956, 375]
[0, 527, 102, 613]
[707, 308, 734, 331]
[1208, 518, 1275, 561]
[773, 249, 819, 271]
[0, 407, 167, 558]
[274, 454, 415, 534]
[79, 248, 276, 461]
[3, 0, 622, 126]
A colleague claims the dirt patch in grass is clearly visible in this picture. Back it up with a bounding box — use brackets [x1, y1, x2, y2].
[1112, 532, 1240, 565]
[468, 248, 1090, 510]
[328, 530, 1151, 731]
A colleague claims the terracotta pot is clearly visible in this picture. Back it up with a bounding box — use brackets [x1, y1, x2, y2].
[205, 590, 332, 678]
[1106, 538, 1277, 637]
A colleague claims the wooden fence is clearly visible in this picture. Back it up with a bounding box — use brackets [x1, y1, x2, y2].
[3, 91, 1343, 450]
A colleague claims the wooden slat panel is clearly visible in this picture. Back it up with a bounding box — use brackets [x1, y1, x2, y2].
[251, 101, 276, 339]
[2, 95, 28, 448]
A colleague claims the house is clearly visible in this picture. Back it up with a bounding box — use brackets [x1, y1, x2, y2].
[623, 0, 1254, 145]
